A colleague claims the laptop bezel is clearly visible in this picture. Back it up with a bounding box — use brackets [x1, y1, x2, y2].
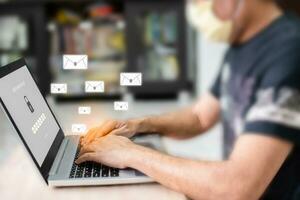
[0, 58, 65, 184]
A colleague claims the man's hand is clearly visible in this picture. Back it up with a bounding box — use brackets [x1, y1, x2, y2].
[80, 120, 119, 147]
[76, 134, 138, 169]
[109, 119, 141, 138]
[80, 119, 140, 147]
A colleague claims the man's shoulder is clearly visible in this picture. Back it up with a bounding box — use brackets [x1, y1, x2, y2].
[275, 12, 300, 44]
[255, 13, 300, 89]
[263, 13, 300, 70]
[285, 12, 300, 29]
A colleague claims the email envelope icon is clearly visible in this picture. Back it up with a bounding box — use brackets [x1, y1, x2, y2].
[120, 73, 142, 86]
[78, 106, 91, 115]
[114, 101, 129, 111]
[72, 124, 87, 133]
[63, 54, 88, 70]
[85, 81, 105, 93]
[51, 83, 67, 94]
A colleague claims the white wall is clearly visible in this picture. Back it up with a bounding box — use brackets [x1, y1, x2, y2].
[197, 36, 228, 95]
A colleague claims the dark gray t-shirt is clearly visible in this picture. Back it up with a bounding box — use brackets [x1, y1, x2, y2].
[211, 13, 300, 199]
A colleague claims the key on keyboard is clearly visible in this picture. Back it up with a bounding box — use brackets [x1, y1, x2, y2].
[69, 145, 120, 179]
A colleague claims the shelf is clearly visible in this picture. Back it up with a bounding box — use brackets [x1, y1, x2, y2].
[0, 0, 122, 6]
[0, 49, 28, 54]
[0, 0, 195, 97]
[0, 0, 91, 5]
[128, 80, 186, 95]
[54, 93, 122, 102]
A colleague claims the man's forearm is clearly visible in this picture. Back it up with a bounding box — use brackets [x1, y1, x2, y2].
[127, 144, 238, 200]
[126, 134, 292, 200]
[132, 93, 220, 139]
[133, 107, 204, 139]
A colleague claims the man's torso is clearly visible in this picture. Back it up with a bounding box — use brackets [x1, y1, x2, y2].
[212, 12, 300, 200]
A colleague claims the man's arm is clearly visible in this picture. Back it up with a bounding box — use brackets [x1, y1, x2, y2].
[137, 93, 220, 139]
[81, 93, 220, 145]
[128, 93, 220, 139]
[128, 134, 292, 200]
[77, 133, 293, 200]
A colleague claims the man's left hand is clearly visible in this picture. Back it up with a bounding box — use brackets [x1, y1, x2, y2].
[76, 134, 137, 169]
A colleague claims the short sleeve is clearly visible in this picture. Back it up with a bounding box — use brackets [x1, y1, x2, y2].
[244, 59, 300, 145]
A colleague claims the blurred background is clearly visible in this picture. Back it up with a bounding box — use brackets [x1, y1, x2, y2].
[0, 0, 298, 98]
[0, 0, 197, 100]
[0, 0, 222, 176]
[0, 0, 299, 184]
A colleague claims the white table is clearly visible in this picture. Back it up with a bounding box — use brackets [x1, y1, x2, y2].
[0, 98, 222, 200]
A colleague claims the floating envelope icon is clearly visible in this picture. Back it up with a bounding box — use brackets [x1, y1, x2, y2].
[51, 83, 67, 94]
[114, 101, 129, 111]
[63, 54, 88, 70]
[72, 124, 87, 133]
[120, 73, 142, 86]
[78, 106, 91, 115]
[85, 81, 105, 93]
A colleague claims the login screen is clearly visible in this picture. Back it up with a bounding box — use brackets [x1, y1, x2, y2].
[0, 66, 59, 166]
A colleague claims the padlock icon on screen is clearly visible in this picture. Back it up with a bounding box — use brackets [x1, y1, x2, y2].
[24, 96, 34, 113]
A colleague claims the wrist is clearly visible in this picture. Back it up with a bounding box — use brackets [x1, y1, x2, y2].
[130, 117, 152, 134]
[126, 144, 151, 169]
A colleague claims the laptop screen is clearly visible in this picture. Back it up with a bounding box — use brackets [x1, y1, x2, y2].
[0, 65, 59, 166]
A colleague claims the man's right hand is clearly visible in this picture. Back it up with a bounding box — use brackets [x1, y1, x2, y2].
[80, 119, 141, 147]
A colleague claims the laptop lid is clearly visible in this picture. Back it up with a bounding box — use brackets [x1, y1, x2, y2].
[0, 59, 64, 184]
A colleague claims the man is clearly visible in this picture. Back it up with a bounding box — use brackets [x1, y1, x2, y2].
[77, 0, 300, 199]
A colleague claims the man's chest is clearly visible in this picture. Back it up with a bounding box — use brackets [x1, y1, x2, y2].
[219, 63, 258, 135]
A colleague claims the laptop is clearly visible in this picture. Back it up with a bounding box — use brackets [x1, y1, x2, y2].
[0, 58, 164, 187]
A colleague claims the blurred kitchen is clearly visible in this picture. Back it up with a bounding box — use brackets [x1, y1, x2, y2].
[0, 0, 299, 199]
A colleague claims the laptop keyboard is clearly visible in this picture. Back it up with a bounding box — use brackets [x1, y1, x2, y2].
[69, 146, 119, 179]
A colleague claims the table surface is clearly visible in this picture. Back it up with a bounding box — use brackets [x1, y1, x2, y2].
[0, 98, 222, 200]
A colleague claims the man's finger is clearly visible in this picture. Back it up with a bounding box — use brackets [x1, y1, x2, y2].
[78, 145, 95, 157]
[110, 129, 124, 136]
[75, 153, 97, 164]
[95, 120, 118, 138]
[82, 133, 96, 146]
[83, 121, 113, 145]
[79, 136, 84, 147]
[115, 121, 126, 129]
[84, 121, 119, 145]
[82, 128, 98, 144]
[82, 121, 108, 142]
